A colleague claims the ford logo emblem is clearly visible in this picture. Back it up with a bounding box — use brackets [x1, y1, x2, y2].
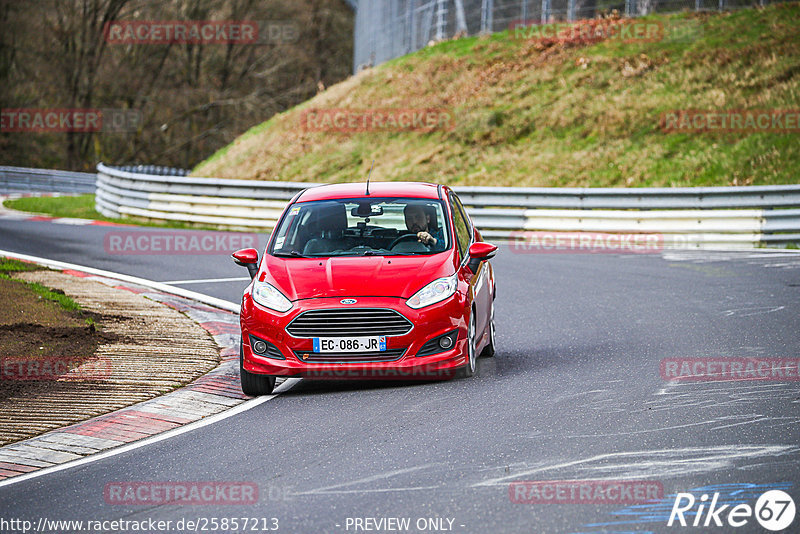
[340, 298, 357, 305]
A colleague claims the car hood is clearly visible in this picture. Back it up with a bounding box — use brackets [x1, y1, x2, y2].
[260, 253, 455, 301]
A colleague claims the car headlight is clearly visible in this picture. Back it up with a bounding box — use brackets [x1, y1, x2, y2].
[252, 281, 292, 312]
[407, 273, 458, 309]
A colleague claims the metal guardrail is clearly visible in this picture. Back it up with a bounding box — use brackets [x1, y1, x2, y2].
[114, 165, 190, 177]
[453, 185, 800, 210]
[95, 163, 800, 249]
[0, 166, 96, 194]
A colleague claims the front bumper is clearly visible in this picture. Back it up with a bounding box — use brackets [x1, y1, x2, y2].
[240, 295, 468, 380]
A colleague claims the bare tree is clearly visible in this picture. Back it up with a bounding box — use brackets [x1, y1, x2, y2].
[0, 0, 354, 170]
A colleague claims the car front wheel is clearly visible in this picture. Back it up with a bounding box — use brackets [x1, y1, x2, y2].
[458, 312, 477, 379]
[481, 299, 496, 358]
[240, 341, 276, 396]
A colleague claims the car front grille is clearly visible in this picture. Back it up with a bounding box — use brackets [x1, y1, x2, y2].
[293, 348, 406, 363]
[286, 308, 413, 338]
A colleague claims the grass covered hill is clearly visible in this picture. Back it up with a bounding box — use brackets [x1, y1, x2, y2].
[193, 4, 800, 188]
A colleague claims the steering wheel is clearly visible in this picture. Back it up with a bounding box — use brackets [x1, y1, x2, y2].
[388, 233, 423, 249]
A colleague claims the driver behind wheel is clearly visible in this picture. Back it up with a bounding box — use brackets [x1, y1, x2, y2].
[403, 203, 444, 251]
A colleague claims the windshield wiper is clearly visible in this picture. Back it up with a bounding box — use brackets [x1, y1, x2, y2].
[272, 251, 311, 258]
[367, 250, 419, 256]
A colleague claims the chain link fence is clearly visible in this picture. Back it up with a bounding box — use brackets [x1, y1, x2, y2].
[353, 0, 776, 71]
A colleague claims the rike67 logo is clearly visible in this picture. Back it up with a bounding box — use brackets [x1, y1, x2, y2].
[668, 489, 795, 531]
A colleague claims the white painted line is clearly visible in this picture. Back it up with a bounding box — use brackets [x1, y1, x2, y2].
[51, 218, 93, 225]
[0, 378, 300, 489]
[0, 249, 239, 313]
[303, 486, 440, 495]
[162, 276, 250, 285]
[295, 464, 435, 496]
[0, 250, 302, 486]
[471, 445, 795, 487]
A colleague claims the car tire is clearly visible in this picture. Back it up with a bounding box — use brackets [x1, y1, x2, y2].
[240, 341, 276, 396]
[481, 299, 496, 358]
[457, 312, 477, 379]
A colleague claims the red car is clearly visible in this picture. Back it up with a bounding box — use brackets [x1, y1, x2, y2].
[232, 182, 497, 395]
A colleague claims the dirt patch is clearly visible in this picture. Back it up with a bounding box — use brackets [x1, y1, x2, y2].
[0, 323, 120, 401]
[0, 276, 121, 402]
[0, 275, 82, 327]
[0, 271, 221, 446]
[0, 323, 103, 358]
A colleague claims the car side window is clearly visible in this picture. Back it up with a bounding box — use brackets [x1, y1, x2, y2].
[452, 193, 473, 236]
[449, 193, 470, 261]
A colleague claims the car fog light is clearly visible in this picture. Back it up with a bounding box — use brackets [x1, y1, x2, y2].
[439, 336, 453, 349]
[253, 340, 268, 354]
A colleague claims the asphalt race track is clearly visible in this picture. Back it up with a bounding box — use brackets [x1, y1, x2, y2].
[1, 217, 799, 533]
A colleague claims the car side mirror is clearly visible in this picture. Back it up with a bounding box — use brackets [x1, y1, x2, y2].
[467, 242, 497, 274]
[232, 248, 259, 279]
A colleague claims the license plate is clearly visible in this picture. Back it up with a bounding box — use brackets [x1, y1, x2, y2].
[313, 336, 386, 353]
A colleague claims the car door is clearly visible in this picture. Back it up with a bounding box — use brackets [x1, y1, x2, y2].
[449, 192, 490, 342]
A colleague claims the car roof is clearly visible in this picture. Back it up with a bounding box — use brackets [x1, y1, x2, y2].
[296, 181, 442, 202]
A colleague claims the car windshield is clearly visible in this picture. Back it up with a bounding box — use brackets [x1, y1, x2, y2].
[269, 197, 451, 257]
